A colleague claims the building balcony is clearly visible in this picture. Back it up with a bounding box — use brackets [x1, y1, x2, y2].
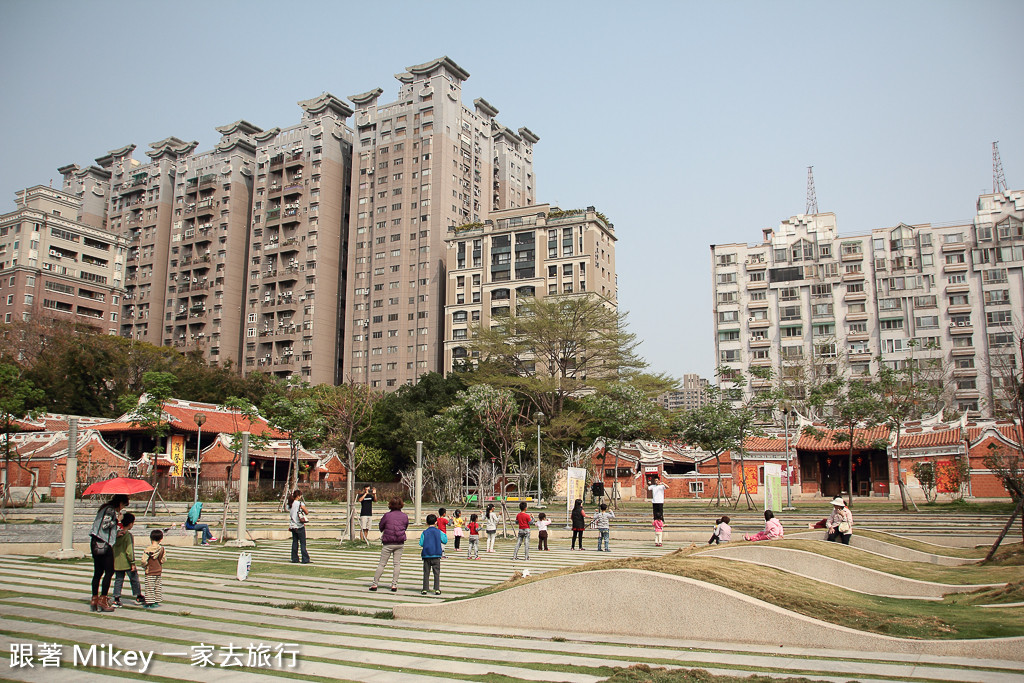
[841, 252, 864, 261]
[748, 318, 770, 328]
[747, 299, 769, 309]
[749, 338, 771, 348]
[745, 261, 766, 270]
[948, 323, 973, 334]
[842, 271, 864, 281]
[846, 332, 869, 341]
[941, 241, 966, 253]
[943, 262, 968, 273]
[844, 292, 866, 302]
[953, 366, 978, 377]
[283, 183, 303, 195]
[951, 345, 975, 355]
[747, 281, 768, 290]
[947, 304, 973, 314]
[846, 311, 869, 321]
[945, 283, 970, 293]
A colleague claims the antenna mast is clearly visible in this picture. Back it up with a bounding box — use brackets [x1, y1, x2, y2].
[992, 141, 1007, 194]
[805, 166, 818, 215]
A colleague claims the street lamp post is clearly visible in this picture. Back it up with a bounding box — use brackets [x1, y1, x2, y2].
[534, 411, 544, 503]
[781, 403, 795, 510]
[193, 412, 207, 504]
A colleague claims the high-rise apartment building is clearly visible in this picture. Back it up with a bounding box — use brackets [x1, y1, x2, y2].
[657, 373, 712, 412]
[442, 204, 617, 373]
[711, 190, 1024, 417]
[0, 186, 126, 330]
[342, 57, 537, 388]
[100, 139, 195, 345]
[164, 122, 259, 367]
[245, 95, 354, 384]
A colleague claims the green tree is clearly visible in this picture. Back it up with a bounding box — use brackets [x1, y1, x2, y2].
[261, 380, 324, 509]
[805, 378, 884, 508]
[355, 444, 395, 482]
[119, 371, 178, 480]
[315, 382, 382, 541]
[911, 461, 938, 503]
[872, 345, 947, 511]
[578, 382, 670, 509]
[717, 366, 780, 509]
[0, 363, 45, 512]
[467, 294, 647, 423]
[218, 397, 270, 540]
[675, 394, 744, 507]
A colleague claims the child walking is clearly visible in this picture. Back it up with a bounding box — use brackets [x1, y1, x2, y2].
[142, 529, 165, 609]
[111, 512, 144, 607]
[652, 514, 664, 547]
[709, 515, 732, 545]
[484, 504, 499, 553]
[594, 503, 615, 551]
[466, 513, 481, 559]
[451, 509, 464, 552]
[536, 512, 549, 550]
[419, 514, 447, 594]
[512, 502, 532, 561]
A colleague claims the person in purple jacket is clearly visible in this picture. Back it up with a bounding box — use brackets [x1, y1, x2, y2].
[369, 497, 409, 592]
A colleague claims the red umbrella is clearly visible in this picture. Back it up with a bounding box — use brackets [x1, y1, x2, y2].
[82, 477, 154, 496]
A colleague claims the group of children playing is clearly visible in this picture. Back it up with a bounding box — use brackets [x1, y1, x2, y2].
[108, 512, 166, 609]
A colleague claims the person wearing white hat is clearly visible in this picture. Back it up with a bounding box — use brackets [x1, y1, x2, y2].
[826, 496, 853, 544]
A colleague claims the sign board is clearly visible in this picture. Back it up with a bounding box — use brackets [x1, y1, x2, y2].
[643, 466, 659, 473]
[566, 467, 587, 521]
[764, 463, 782, 513]
[170, 435, 185, 477]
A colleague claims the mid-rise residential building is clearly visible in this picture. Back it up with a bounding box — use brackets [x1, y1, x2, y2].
[245, 94, 354, 384]
[711, 190, 1024, 417]
[164, 122, 259, 368]
[657, 373, 712, 411]
[0, 185, 125, 330]
[442, 204, 617, 373]
[342, 57, 538, 388]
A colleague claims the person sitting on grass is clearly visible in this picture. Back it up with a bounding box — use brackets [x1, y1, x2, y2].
[744, 510, 784, 542]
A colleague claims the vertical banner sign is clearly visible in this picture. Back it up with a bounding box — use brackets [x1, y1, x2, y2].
[170, 435, 185, 478]
[743, 465, 759, 494]
[566, 467, 587, 523]
[764, 463, 782, 513]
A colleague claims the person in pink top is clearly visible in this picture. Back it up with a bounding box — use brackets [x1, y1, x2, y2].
[744, 510, 783, 542]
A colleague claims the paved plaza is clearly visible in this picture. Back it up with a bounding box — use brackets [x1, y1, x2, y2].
[0, 535, 1021, 682]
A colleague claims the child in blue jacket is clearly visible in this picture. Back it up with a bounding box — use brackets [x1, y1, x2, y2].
[419, 513, 448, 595]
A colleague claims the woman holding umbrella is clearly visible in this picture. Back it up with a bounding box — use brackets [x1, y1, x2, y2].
[89, 493, 129, 612]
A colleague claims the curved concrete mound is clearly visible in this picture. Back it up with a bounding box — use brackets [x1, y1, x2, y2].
[698, 544, 999, 598]
[393, 569, 1024, 661]
[787, 531, 980, 565]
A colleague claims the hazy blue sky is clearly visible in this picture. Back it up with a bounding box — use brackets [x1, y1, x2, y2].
[2, 1, 1021, 381]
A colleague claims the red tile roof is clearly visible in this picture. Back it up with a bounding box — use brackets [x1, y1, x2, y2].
[898, 427, 964, 449]
[796, 425, 890, 452]
[92, 398, 286, 439]
[743, 436, 790, 453]
[967, 424, 1022, 445]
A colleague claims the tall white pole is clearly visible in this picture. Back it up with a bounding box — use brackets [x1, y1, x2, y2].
[227, 432, 255, 547]
[536, 419, 543, 503]
[414, 440, 423, 525]
[47, 418, 84, 559]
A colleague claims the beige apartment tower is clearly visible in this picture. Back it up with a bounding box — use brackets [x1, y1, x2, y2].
[164, 122, 258, 368]
[342, 57, 538, 388]
[245, 94, 354, 384]
[442, 204, 617, 373]
[710, 190, 1024, 417]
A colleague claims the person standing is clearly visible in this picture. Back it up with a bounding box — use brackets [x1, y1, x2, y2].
[359, 485, 376, 544]
[570, 499, 587, 550]
[536, 512, 550, 551]
[647, 473, 668, 520]
[142, 529, 165, 609]
[466, 513, 481, 559]
[419, 514, 447, 595]
[111, 512, 144, 607]
[288, 489, 310, 564]
[451, 509, 465, 552]
[652, 515, 664, 547]
[89, 494, 128, 613]
[484, 504, 500, 553]
[826, 497, 853, 544]
[593, 503, 615, 551]
[370, 497, 409, 592]
[511, 502, 532, 561]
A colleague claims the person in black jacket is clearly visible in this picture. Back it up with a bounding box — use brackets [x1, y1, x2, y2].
[570, 498, 587, 550]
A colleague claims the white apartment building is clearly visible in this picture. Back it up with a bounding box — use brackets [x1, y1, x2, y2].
[442, 204, 617, 373]
[711, 190, 1024, 417]
[657, 373, 712, 412]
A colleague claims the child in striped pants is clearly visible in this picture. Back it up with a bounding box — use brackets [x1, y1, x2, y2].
[143, 529, 166, 608]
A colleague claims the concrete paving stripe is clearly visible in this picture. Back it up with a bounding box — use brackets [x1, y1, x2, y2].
[0, 614, 602, 683]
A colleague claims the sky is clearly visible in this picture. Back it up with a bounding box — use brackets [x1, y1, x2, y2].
[2, 1, 1022, 382]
